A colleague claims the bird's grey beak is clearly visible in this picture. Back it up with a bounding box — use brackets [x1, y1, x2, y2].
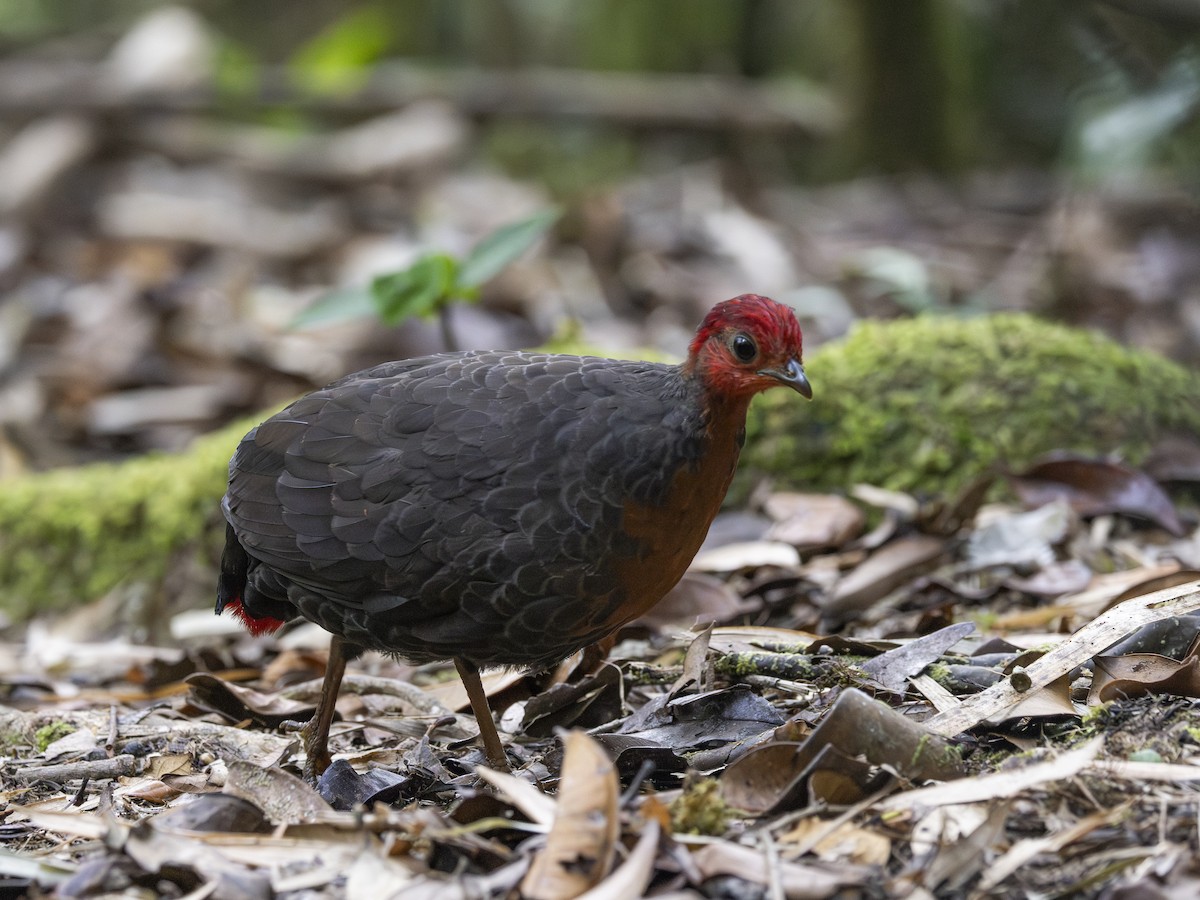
[760, 358, 812, 399]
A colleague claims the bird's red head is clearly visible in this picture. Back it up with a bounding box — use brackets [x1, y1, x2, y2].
[686, 294, 812, 403]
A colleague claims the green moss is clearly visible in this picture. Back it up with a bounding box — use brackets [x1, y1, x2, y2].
[669, 777, 733, 835]
[1, 313, 1197, 618]
[912, 732, 964, 771]
[34, 722, 74, 753]
[745, 313, 1200, 494]
[0, 416, 259, 619]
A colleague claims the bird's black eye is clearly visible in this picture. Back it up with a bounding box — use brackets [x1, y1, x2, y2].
[731, 333, 758, 362]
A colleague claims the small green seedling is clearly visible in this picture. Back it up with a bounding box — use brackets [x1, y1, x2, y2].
[292, 208, 561, 346]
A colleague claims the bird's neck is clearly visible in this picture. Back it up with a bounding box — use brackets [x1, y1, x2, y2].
[607, 379, 751, 625]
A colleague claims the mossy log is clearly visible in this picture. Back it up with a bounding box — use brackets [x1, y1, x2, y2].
[745, 313, 1200, 493]
[2, 313, 1197, 618]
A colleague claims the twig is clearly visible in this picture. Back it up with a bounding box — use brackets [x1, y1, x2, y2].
[926, 580, 1200, 737]
[106, 705, 119, 755]
[13, 754, 140, 783]
[760, 830, 786, 900]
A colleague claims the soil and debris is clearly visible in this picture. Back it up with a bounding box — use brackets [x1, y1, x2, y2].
[2, 464, 1199, 899]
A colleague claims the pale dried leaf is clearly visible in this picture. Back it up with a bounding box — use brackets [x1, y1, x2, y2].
[575, 819, 660, 900]
[635, 573, 751, 631]
[690, 841, 858, 897]
[343, 847, 416, 898]
[879, 737, 1102, 811]
[764, 492, 864, 549]
[966, 500, 1071, 569]
[521, 731, 620, 900]
[42, 727, 98, 759]
[778, 819, 891, 866]
[689, 540, 800, 573]
[474, 767, 556, 827]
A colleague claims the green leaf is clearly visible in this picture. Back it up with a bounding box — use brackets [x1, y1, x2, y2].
[457, 208, 561, 289]
[371, 253, 458, 325]
[290, 286, 377, 329]
[288, 6, 392, 96]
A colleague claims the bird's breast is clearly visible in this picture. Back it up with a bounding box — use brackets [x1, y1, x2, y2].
[606, 408, 745, 625]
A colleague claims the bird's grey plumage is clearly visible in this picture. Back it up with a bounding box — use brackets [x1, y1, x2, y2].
[222, 350, 715, 668]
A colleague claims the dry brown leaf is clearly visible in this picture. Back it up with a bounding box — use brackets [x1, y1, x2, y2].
[521, 731, 620, 900]
[222, 760, 329, 824]
[42, 727, 98, 759]
[720, 689, 961, 815]
[1010, 454, 1185, 536]
[147, 754, 194, 779]
[633, 573, 752, 631]
[859, 622, 975, 692]
[764, 492, 865, 550]
[184, 672, 314, 726]
[671, 625, 713, 695]
[113, 778, 181, 803]
[826, 535, 945, 616]
[474, 766, 556, 827]
[422, 667, 526, 713]
[921, 801, 1009, 893]
[778, 819, 891, 867]
[1003, 560, 1092, 599]
[152, 794, 272, 835]
[988, 674, 1076, 722]
[706, 626, 818, 655]
[1089, 653, 1200, 704]
[575, 819, 660, 900]
[689, 540, 800, 573]
[1013, 564, 1183, 626]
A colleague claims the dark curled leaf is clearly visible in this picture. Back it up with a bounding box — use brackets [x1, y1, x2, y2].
[317, 758, 408, 810]
[521, 663, 623, 737]
[1089, 654, 1200, 704]
[615, 685, 784, 751]
[720, 688, 962, 816]
[184, 672, 315, 728]
[1009, 453, 1184, 536]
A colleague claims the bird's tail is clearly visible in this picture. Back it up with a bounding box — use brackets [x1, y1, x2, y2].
[216, 523, 287, 636]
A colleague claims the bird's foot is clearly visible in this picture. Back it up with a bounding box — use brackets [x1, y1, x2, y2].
[279, 716, 331, 787]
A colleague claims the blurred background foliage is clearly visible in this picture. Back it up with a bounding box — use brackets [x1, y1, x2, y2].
[0, 0, 1198, 478]
[3, 0, 1199, 188]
